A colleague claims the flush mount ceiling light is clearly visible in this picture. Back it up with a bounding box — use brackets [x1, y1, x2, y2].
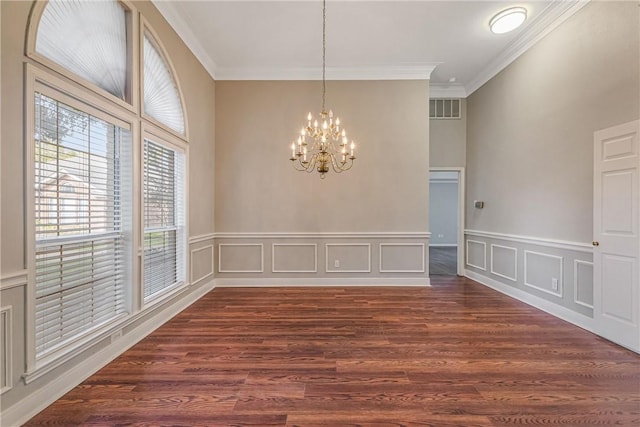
[489, 7, 527, 34]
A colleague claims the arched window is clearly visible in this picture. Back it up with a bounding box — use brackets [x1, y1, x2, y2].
[26, 0, 189, 374]
[143, 29, 186, 135]
[34, 0, 130, 101]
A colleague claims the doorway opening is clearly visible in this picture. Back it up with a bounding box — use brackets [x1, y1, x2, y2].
[429, 168, 465, 276]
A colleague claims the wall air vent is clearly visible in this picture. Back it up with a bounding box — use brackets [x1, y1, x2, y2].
[430, 98, 461, 119]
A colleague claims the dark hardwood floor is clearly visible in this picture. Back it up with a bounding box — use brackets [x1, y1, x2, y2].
[429, 247, 457, 275]
[24, 277, 640, 426]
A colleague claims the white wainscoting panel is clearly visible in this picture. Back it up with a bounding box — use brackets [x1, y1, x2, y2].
[0, 270, 28, 291]
[574, 260, 594, 309]
[466, 240, 486, 271]
[379, 243, 425, 273]
[218, 244, 264, 273]
[524, 250, 563, 298]
[326, 243, 371, 273]
[0, 306, 13, 394]
[272, 243, 318, 273]
[490, 244, 517, 282]
[190, 244, 214, 285]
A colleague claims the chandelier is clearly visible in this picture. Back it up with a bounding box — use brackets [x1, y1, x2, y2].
[289, 0, 357, 178]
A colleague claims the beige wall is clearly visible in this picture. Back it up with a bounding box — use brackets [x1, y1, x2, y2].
[215, 80, 430, 233]
[464, 1, 638, 319]
[430, 99, 466, 168]
[0, 0, 215, 418]
[466, 1, 639, 242]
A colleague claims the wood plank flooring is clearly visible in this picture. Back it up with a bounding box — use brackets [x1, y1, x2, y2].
[429, 247, 457, 275]
[24, 277, 640, 426]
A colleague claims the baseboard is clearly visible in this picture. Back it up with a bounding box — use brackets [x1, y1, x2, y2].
[3, 280, 215, 427]
[465, 269, 595, 333]
[214, 277, 431, 287]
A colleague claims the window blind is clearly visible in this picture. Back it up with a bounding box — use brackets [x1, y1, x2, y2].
[34, 92, 131, 357]
[143, 139, 185, 301]
[35, 0, 128, 100]
[143, 32, 185, 135]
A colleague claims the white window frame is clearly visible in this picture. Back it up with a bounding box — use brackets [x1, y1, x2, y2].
[23, 2, 190, 384]
[24, 65, 140, 380]
[139, 18, 189, 140]
[140, 124, 189, 308]
[25, 0, 139, 114]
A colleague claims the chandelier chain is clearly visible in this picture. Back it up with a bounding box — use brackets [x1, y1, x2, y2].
[322, 0, 326, 112]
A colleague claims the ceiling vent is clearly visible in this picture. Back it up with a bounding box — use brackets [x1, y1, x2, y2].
[430, 99, 461, 119]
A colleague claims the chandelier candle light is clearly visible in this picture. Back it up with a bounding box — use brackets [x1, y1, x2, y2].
[289, 0, 357, 178]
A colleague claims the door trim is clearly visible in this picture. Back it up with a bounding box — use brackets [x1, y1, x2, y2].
[429, 167, 465, 276]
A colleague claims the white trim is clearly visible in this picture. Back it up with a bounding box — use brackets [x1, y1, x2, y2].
[490, 244, 518, 282]
[188, 233, 216, 245]
[1, 306, 13, 394]
[430, 167, 465, 276]
[272, 243, 318, 273]
[7, 280, 215, 427]
[150, 0, 218, 79]
[325, 243, 372, 273]
[213, 65, 437, 81]
[190, 244, 214, 286]
[379, 243, 426, 273]
[213, 231, 430, 239]
[214, 277, 430, 287]
[466, 240, 487, 271]
[464, 229, 593, 253]
[465, 0, 590, 95]
[524, 250, 564, 298]
[574, 260, 595, 309]
[217, 243, 264, 273]
[429, 244, 458, 248]
[429, 84, 468, 99]
[465, 269, 595, 333]
[0, 270, 28, 291]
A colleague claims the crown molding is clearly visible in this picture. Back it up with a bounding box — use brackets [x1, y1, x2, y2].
[429, 83, 468, 99]
[214, 65, 438, 81]
[151, 0, 218, 79]
[465, 0, 590, 96]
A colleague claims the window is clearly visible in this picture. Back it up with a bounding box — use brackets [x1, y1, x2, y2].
[26, 0, 189, 376]
[143, 138, 186, 302]
[143, 31, 185, 135]
[33, 92, 132, 358]
[35, 0, 130, 101]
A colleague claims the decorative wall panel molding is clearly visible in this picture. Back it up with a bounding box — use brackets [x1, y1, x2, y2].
[0, 306, 12, 394]
[379, 243, 425, 273]
[465, 229, 592, 253]
[190, 244, 214, 285]
[188, 233, 215, 244]
[325, 243, 371, 273]
[524, 250, 564, 298]
[218, 244, 264, 273]
[466, 240, 487, 271]
[490, 244, 517, 282]
[214, 231, 430, 239]
[574, 260, 594, 309]
[0, 270, 28, 291]
[272, 243, 318, 273]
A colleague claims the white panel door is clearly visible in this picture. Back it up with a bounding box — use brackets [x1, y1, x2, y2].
[593, 120, 639, 352]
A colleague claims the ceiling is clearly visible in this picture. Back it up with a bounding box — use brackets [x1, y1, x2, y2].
[152, 0, 587, 97]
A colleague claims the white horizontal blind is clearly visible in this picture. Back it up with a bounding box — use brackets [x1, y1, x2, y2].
[143, 139, 185, 301]
[35, 0, 128, 100]
[34, 92, 130, 357]
[143, 32, 185, 135]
